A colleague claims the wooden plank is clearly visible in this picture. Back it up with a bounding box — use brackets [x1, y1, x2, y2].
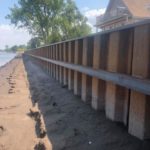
[47, 47, 50, 75]
[46, 47, 49, 73]
[59, 43, 63, 84]
[63, 42, 68, 86]
[55, 44, 59, 81]
[106, 29, 133, 125]
[53, 45, 56, 78]
[50, 46, 52, 77]
[82, 37, 94, 102]
[74, 39, 82, 96]
[92, 34, 105, 110]
[129, 24, 150, 140]
[68, 41, 75, 90]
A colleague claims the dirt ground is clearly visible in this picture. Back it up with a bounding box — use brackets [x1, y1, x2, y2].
[0, 55, 150, 150]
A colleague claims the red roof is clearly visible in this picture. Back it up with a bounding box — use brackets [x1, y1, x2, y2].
[123, 0, 150, 18]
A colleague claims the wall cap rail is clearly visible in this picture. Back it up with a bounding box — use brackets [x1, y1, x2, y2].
[27, 54, 150, 96]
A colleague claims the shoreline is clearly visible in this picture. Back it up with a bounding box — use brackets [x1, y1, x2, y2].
[0, 54, 17, 70]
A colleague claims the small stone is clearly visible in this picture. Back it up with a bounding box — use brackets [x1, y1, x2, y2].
[73, 128, 79, 136]
[88, 141, 92, 145]
[52, 102, 57, 107]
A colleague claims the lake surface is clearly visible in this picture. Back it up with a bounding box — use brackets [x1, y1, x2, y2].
[0, 52, 16, 67]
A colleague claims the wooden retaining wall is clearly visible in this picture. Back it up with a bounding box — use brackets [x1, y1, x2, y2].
[25, 20, 150, 140]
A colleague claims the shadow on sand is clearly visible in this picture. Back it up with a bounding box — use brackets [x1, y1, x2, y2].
[23, 55, 150, 150]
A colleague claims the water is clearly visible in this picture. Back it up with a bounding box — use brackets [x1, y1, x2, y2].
[0, 52, 16, 67]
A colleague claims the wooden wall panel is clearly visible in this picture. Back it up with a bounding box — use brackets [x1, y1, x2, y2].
[74, 39, 83, 96]
[82, 37, 94, 103]
[129, 25, 150, 139]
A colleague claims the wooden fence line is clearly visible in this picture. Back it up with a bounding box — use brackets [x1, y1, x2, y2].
[25, 20, 150, 140]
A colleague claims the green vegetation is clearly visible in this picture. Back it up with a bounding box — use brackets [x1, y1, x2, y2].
[7, 0, 91, 48]
[27, 37, 41, 49]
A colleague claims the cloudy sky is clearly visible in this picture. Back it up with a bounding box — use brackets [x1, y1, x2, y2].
[0, 0, 109, 49]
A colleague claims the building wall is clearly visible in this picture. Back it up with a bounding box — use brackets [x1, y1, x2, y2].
[103, 0, 131, 22]
[98, 17, 143, 31]
[96, 0, 132, 31]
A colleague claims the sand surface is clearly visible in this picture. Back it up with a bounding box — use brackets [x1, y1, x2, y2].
[0, 56, 51, 150]
[0, 55, 150, 150]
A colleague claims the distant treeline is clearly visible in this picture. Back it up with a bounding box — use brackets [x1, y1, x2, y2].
[4, 45, 27, 53]
[4, 37, 42, 52]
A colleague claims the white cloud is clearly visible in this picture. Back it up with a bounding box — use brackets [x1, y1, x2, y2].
[82, 8, 106, 32]
[84, 8, 106, 18]
[0, 24, 31, 49]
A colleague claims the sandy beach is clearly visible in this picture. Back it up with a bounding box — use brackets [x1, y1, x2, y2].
[0, 56, 51, 150]
[0, 55, 150, 150]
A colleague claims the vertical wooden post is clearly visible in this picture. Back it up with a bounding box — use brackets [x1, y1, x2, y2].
[41, 48, 43, 67]
[129, 24, 150, 139]
[59, 43, 63, 84]
[74, 39, 83, 96]
[45, 47, 47, 71]
[46, 47, 48, 73]
[43, 47, 45, 70]
[44, 47, 46, 71]
[41, 48, 43, 68]
[38, 49, 40, 66]
[39, 49, 40, 66]
[54, 45, 57, 79]
[47, 47, 49, 74]
[51, 46, 54, 77]
[51, 46, 53, 77]
[81, 37, 94, 103]
[43, 48, 45, 69]
[92, 35, 105, 110]
[57, 44, 60, 81]
[48, 46, 50, 75]
[105, 29, 133, 125]
[55, 44, 59, 81]
[41, 48, 42, 67]
[49, 46, 52, 77]
[68, 41, 75, 90]
[63, 42, 68, 86]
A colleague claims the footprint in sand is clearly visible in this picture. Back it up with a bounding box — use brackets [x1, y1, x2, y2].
[10, 82, 16, 85]
[8, 79, 16, 86]
[0, 144, 7, 150]
[10, 85, 15, 89]
[8, 88, 15, 94]
[0, 126, 5, 136]
[6, 77, 10, 80]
